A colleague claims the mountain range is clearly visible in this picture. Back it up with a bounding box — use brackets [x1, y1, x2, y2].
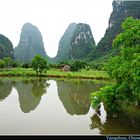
[0, 0, 139, 63]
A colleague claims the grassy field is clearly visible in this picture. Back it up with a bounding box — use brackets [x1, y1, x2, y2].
[0, 68, 110, 80]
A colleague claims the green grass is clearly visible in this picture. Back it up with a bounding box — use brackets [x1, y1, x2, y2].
[0, 68, 35, 76]
[0, 68, 110, 80]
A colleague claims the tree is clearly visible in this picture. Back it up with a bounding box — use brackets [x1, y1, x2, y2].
[31, 55, 47, 74]
[91, 17, 140, 112]
[3, 57, 13, 68]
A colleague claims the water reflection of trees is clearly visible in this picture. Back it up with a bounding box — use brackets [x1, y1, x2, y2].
[14, 78, 50, 113]
[0, 79, 12, 101]
[90, 108, 140, 134]
[57, 80, 105, 115]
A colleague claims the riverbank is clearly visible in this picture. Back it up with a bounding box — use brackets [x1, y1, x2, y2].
[0, 68, 110, 80]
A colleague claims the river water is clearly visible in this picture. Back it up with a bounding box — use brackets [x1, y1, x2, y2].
[0, 77, 139, 135]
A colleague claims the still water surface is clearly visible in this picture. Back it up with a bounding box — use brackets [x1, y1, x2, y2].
[0, 77, 140, 135]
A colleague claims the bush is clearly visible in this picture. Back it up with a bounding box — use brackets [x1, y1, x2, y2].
[71, 61, 88, 71]
[22, 63, 31, 68]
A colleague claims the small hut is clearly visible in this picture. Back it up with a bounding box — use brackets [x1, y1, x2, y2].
[60, 64, 71, 72]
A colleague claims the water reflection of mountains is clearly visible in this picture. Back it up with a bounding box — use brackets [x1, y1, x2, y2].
[0, 78, 49, 113]
[15, 79, 49, 113]
[0, 78, 105, 114]
[0, 79, 12, 101]
[56, 80, 105, 115]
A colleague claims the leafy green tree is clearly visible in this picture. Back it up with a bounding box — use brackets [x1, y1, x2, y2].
[91, 17, 140, 112]
[31, 55, 47, 74]
[3, 57, 13, 68]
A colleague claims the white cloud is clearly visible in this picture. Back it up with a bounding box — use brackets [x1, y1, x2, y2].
[0, 0, 113, 58]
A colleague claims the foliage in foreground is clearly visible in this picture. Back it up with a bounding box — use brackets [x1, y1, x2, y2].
[91, 17, 140, 112]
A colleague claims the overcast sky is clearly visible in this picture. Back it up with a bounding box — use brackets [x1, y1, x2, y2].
[0, 0, 113, 58]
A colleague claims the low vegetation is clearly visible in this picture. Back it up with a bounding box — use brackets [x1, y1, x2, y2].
[0, 52, 110, 80]
[0, 67, 109, 80]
